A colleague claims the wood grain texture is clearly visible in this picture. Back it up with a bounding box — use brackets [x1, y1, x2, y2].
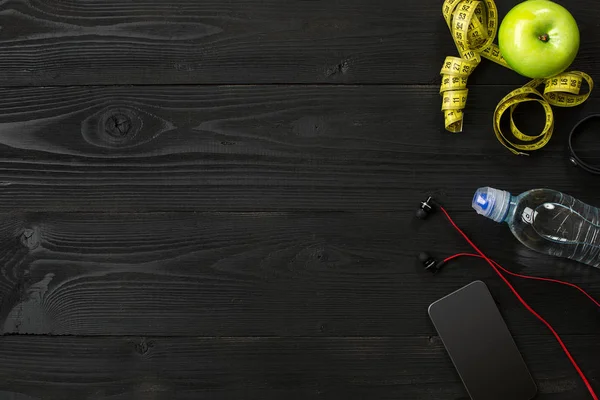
[1, 212, 599, 336]
[0, 335, 597, 400]
[3, 0, 600, 397]
[0, 0, 597, 85]
[1, 84, 600, 212]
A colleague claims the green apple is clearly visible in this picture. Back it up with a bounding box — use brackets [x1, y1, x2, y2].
[498, 0, 580, 78]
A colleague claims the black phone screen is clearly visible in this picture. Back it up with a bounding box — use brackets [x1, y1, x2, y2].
[428, 280, 537, 400]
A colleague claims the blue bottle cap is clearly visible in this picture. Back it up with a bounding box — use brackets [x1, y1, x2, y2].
[472, 187, 511, 222]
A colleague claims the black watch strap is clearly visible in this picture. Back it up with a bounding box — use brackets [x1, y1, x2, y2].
[568, 114, 600, 175]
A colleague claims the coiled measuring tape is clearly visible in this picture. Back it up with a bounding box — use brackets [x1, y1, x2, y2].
[441, 0, 593, 155]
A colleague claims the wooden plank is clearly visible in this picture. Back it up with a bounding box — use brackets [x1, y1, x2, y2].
[1, 212, 599, 336]
[0, 84, 599, 212]
[0, 0, 596, 85]
[0, 335, 596, 399]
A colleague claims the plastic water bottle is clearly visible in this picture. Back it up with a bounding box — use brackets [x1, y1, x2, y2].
[471, 187, 600, 268]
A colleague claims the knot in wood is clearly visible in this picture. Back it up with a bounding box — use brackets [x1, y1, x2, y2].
[104, 113, 133, 138]
[84, 106, 142, 148]
[82, 105, 173, 149]
[20, 228, 40, 250]
[134, 337, 154, 355]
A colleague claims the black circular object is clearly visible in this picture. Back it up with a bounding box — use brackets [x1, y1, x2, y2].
[416, 208, 428, 219]
[418, 252, 431, 263]
[568, 114, 600, 175]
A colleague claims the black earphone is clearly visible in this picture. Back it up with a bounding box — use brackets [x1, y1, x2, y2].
[568, 114, 600, 175]
[416, 196, 436, 219]
[418, 251, 447, 274]
[416, 196, 448, 273]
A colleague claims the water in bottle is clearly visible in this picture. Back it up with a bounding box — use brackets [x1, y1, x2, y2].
[471, 186, 600, 268]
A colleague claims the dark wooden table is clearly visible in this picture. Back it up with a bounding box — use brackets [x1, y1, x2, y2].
[1, 0, 600, 399]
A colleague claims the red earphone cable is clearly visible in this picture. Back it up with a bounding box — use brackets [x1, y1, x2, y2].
[443, 253, 600, 308]
[438, 206, 599, 400]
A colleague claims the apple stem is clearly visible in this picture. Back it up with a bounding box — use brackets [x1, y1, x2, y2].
[538, 33, 549, 42]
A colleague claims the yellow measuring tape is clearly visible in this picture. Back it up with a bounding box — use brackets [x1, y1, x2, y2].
[441, 0, 593, 155]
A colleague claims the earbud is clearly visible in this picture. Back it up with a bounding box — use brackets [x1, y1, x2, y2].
[415, 196, 445, 273]
[418, 251, 446, 274]
[416, 196, 436, 219]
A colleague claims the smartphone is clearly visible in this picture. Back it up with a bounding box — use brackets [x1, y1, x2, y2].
[428, 280, 537, 400]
